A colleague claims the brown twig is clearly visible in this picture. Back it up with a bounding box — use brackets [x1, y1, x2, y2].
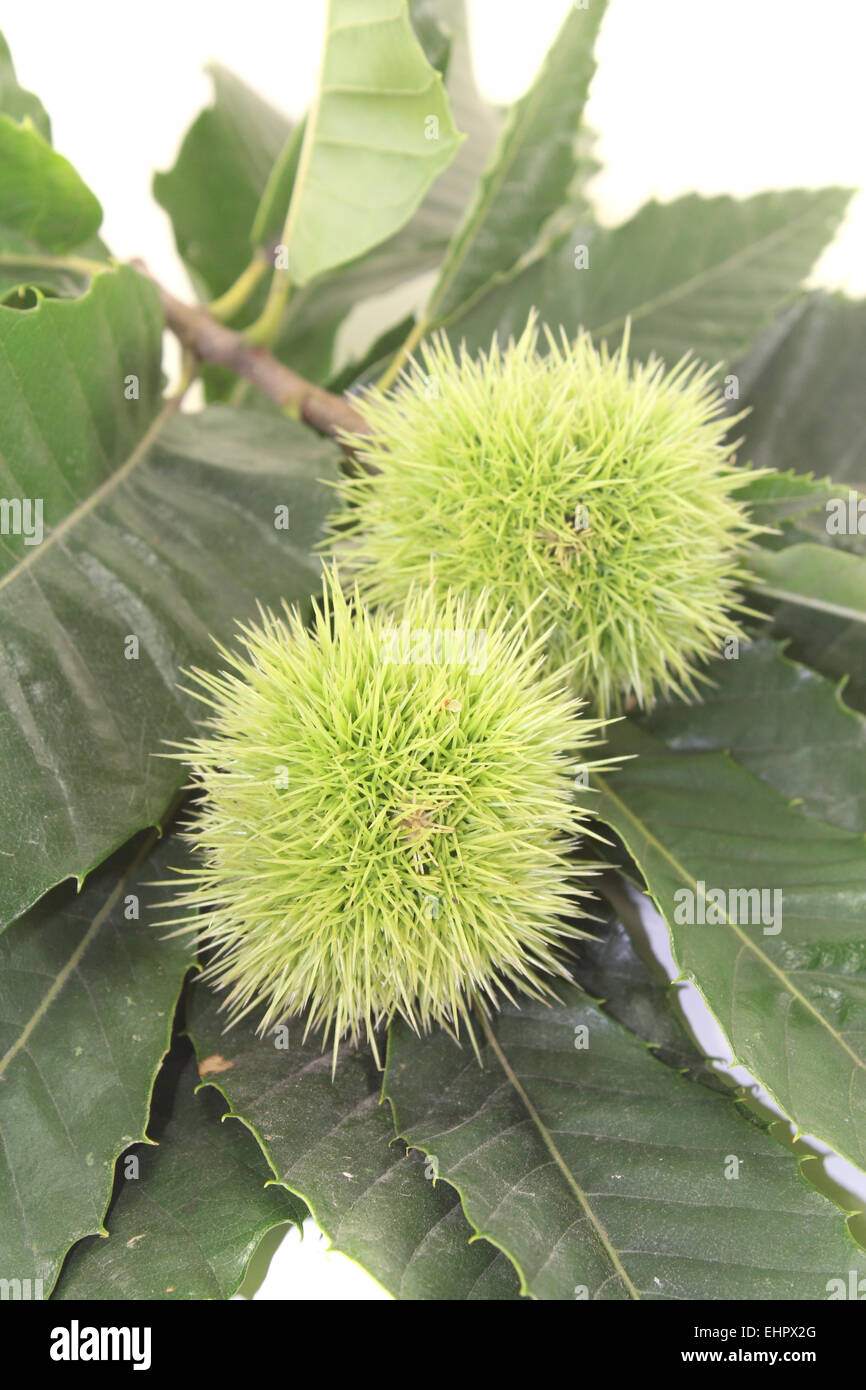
[131, 260, 372, 445]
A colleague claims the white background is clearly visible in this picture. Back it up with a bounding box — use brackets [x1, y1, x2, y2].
[5, 0, 864, 300]
[6, 0, 865, 1298]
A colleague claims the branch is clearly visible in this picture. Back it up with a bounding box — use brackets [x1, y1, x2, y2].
[131, 260, 372, 445]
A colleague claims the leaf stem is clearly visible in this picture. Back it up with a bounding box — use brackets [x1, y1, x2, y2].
[208, 256, 269, 322]
[241, 0, 328, 347]
[131, 259, 370, 444]
[244, 265, 292, 345]
[376, 314, 430, 391]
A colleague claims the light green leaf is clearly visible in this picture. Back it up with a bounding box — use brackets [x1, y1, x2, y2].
[250, 118, 306, 253]
[447, 188, 852, 366]
[595, 730, 866, 1173]
[278, 0, 462, 286]
[154, 3, 495, 391]
[746, 542, 866, 623]
[275, 0, 499, 385]
[0, 30, 50, 138]
[0, 113, 101, 253]
[0, 51, 105, 302]
[643, 639, 866, 833]
[0, 835, 192, 1294]
[0, 267, 339, 926]
[187, 984, 521, 1300]
[385, 985, 866, 1299]
[419, 0, 606, 331]
[53, 1048, 305, 1300]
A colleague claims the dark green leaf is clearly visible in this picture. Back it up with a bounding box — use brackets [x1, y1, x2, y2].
[385, 987, 866, 1299]
[0, 33, 106, 302]
[446, 188, 852, 365]
[0, 268, 339, 925]
[0, 236, 94, 303]
[595, 730, 866, 1172]
[575, 879, 722, 1084]
[737, 291, 866, 487]
[643, 639, 866, 833]
[187, 984, 521, 1299]
[732, 468, 847, 526]
[53, 1046, 304, 1300]
[250, 119, 306, 254]
[771, 600, 866, 714]
[0, 112, 101, 252]
[735, 293, 866, 706]
[0, 836, 192, 1293]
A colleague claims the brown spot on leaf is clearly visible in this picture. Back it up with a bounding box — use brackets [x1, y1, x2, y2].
[198, 1054, 235, 1077]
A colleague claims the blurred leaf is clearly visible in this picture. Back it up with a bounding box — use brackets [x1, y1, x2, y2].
[732, 468, 848, 526]
[418, 0, 607, 330]
[273, 236, 446, 385]
[187, 984, 521, 1299]
[0, 30, 50, 138]
[0, 235, 95, 303]
[0, 30, 48, 139]
[385, 985, 866, 1299]
[409, 0, 461, 70]
[0, 31, 107, 303]
[736, 292, 866, 708]
[53, 1046, 305, 1300]
[328, 312, 416, 394]
[0, 113, 101, 252]
[0, 268, 339, 926]
[446, 188, 852, 365]
[250, 118, 306, 253]
[737, 291, 866, 486]
[746, 542, 866, 624]
[0, 836, 192, 1293]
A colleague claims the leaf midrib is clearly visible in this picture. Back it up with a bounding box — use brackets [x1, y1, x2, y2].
[475, 1007, 640, 1299]
[749, 579, 866, 624]
[0, 832, 155, 1078]
[0, 392, 180, 596]
[590, 200, 845, 341]
[594, 770, 866, 1077]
